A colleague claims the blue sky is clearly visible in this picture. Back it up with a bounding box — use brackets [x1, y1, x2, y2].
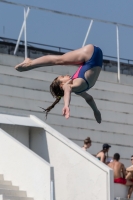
[0, 0, 133, 61]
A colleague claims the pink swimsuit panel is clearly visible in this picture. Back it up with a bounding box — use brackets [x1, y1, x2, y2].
[71, 65, 82, 80]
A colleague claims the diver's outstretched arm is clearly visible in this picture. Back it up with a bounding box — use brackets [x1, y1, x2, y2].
[62, 84, 72, 119]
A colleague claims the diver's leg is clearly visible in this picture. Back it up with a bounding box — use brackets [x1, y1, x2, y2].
[15, 45, 94, 72]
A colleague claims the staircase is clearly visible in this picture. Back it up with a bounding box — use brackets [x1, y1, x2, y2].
[0, 174, 33, 200]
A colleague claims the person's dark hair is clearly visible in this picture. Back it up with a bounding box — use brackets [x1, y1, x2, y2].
[40, 77, 64, 118]
[102, 143, 111, 150]
[131, 155, 133, 158]
[84, 137, 91, 145]
[113, 153, 120, 161]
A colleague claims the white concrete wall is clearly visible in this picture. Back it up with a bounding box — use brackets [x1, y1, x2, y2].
[30, 115, 114, 200]
[0, 128, 51, 200]
[46, 132, 109, 200]
[114, 184, 133, 199]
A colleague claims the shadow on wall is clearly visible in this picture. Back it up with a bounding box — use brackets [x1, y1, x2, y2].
[0, 124, 30, 148]
[29, 127, 50, 163]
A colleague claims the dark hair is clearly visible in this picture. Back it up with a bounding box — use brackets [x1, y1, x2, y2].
[84, 137, 91, 145]
[96, 148, 109, 162]
[40, 77, 64, 118]
[131, 155, 133, 157]
[102, 143, 111, 150]
[113, 153, 120, 161]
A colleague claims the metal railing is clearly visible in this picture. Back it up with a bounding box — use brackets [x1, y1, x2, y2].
[1, 0, 133, 82]
[1, 37, 133, 66]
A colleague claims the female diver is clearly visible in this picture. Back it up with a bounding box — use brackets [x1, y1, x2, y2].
[15, 44, 103, 123]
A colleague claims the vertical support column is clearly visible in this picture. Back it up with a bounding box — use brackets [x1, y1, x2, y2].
[14, 7, 30, 55]
[82, 19, 93, 47]
[51, 181, 54, 200]
[116, 25, 120, 83]
[50, 166, 54, 200]
[14, 7, 30, 56]
[24, 7, 27, 59]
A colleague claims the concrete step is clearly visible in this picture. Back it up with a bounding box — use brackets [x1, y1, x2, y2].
[2, 195, 33, 200]
[1, 65, 133, 95]
[0, 65, 57, 82]
[1, 93, 133, 125]
[0, 185, 19, 190]
[0, 175, 4, 181]
[0, 84, 133, 107]
[94, 80, 133, 95]
[51, 125, 133, 146]
[0, 74, 49, 92]
[0, 54, 23, 67]
[0, 181, 12, 186]
[0, 101, 133, 135]
[89, 89, 133, 105]
[46, 114, 133, 136]
[0, 189, 27, 197]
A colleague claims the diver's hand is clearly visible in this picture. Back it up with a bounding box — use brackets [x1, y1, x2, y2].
[62, 106, 70, 119]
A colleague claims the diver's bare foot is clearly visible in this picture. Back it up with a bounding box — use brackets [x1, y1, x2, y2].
[94, 110, 102, 124]
[15, 58, 32, 72]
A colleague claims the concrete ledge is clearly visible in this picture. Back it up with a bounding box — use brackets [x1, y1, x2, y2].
[114, 184, 127, 198]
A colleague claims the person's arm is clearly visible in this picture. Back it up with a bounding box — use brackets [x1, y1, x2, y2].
[78, 92, 101, 123]
[62, 84, 72, 119]
[100, 153, 105, 163]
[126, 166, 133, 172]
[121, 164, 126, 178]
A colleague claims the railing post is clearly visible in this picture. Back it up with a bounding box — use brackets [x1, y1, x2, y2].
[82, 19, 93, 47]
[116, 25, 120, 83]
[24, 7, 27, 59]
[14, 7, 30, 56]
[51, 180, 54, 200]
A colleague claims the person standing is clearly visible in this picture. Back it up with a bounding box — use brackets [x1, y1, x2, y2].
[96, 143, 111, 163]
[82, 137, 91, 151]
